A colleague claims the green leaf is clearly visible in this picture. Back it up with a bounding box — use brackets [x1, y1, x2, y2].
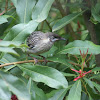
[89, 73, 100, 81]
[18, 63, 68, 89]
[52, 11, 84, 32]
[84, 78, 94, 89]
[87, 84, 100, 99]
[11, 0, 17, 7]
[62, 72, 76, 77]
[68, 80, 81, 100]
[32, 0, 54, 22]
[91, 3, 100, 22]
[27, 78, 47, 100]
[0, 41, 21, 47]
[92, 82, 100, 92]
[0, 47, 18, 55]
[47, 55, 74, 68]
[16, 0, 36, 23]
[59, 40, 100, 55]
[49, 88, 68, 100]
[49, 86, 71, 100]
[0, 78, 11, 100]
[92, 67, 100, 72]
[4, 20, 39, 42]
[0, 15, 10, 24]
[0, 71, 30, 100]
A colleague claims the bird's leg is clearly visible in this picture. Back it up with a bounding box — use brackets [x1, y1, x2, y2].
[38, 55, 48, 64]
[27, 54, 38, 64]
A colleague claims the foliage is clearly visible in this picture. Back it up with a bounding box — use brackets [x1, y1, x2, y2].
[0, 0, 100, 100]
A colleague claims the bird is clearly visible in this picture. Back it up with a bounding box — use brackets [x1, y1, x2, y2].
[27, 31, 66, 62]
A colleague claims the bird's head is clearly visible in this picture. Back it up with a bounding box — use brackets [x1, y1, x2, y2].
[46, 32, 66, 42]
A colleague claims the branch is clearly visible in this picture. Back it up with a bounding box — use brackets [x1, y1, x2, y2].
[0, 0, 8, 16]
[0, 60, 51, 68]
[5, 0, 8, 11]
[68, 62, 81, 67]
[45, 20, 52, 32]
[55, 0, 66, 16]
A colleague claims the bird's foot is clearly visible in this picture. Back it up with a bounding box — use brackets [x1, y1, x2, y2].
[38, 55, 48, 65]
[27, 54, 38, 64]
[33, 58, 38, 64]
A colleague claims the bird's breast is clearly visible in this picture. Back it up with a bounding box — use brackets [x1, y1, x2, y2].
[42, 38, 50, 43]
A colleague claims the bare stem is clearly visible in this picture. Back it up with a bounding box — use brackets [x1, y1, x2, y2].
[0, 60, 51, 68]
[45, 20, 52, 32]
[68, 62, 81, 67]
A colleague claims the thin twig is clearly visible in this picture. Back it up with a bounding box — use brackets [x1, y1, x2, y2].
[55, 0, 66, 16]
[68, 62, 81, 67]
[5, 0, 8, 11]
[0, 0, 15, 16]
[45, 20, 52, 32]
[0, 60, 51, 68]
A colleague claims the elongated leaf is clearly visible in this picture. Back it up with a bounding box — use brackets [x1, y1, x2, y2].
[0, 71, 30, 100]
[0, 47, 18, 55]
[87, 85, 100, 99]
[49, 88, 70, 100]
[0, 15, 10, 24]
[0, 79, 11, 100]
[0, 41, 21, 47]
[18, 63, 68, 89]
[92, 67, 100, 72]
[59, 40, 100, 55]
[4, 20, 39, 42]
[11, 0, 17, 7]
[68, 80, 81, 100]
[84, 78, 94, 89]
[32, 0, 54, 22]
[89, 73, 100, 80]
[52, 11, 84, 32]
[27, 78, 47, 100]
[62, 72, 76, 77]
[91, 3, 100, 22]
[92, 82, 100, 92]
[47, 55, 74, 68]
[16, 0, 36, 23]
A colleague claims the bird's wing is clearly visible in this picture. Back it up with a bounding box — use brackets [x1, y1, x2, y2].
[27, 31, 45, 49]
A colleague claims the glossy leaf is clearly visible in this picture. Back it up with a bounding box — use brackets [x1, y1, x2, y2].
[0, 47, 18, 55]
[91, 3, 100, 22]
[92, 81, 100, 92]
[62, 72, 76, 77]
[32, 0, 54, 22]
[84, 78, 94, 89]
[0, 71, 30, 100]
[89, 73, 100, 80]
[87, 85, 100, 99]
[68, 80, 81, 100]
[47, 55, 74, 68]
[0, 79, 11, 100]
[92, 67, 100, 72]
[59, 40, 100, 55]
[52, 11, 84, 32]
[4, 20, 39, 42]
[0, 41, 21, 47]
[0, 15, 10, 24]
[49, 87, 70, 100]
[18, 63, 68, 89]
[11, 0, 17, 7]
[27, 78, 47, 100]
[16, 0, 36, 23]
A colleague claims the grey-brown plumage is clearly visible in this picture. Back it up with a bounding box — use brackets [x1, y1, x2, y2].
[27, 31, 65, 55]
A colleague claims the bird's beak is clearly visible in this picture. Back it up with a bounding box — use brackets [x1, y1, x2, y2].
[60, 37, 66, 40]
